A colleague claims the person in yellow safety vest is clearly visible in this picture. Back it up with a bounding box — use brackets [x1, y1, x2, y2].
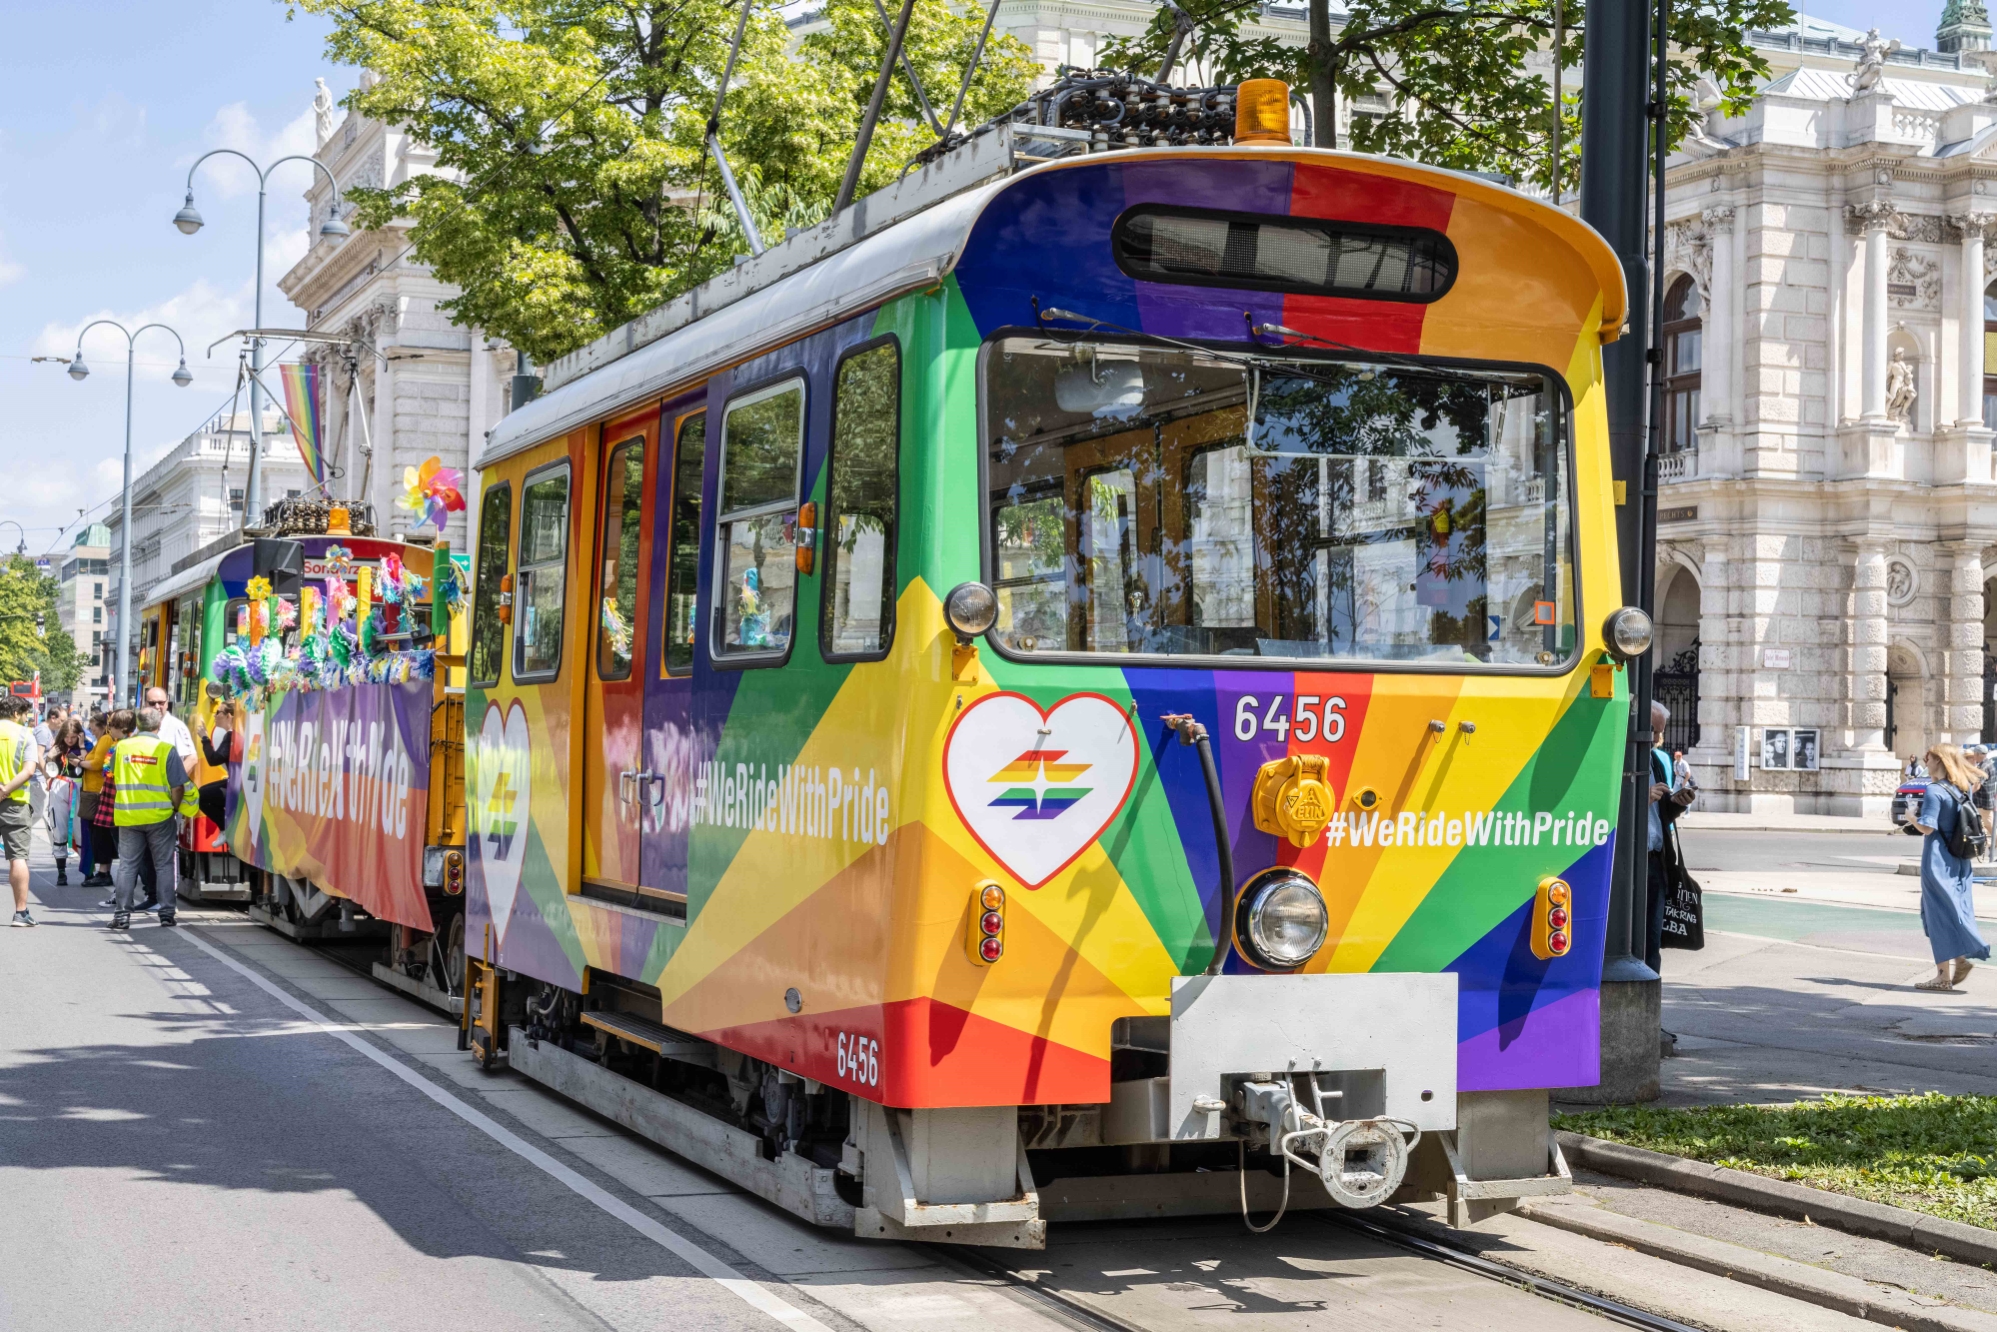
[108, 706, 188, 932]
[0, 695, 44, 929]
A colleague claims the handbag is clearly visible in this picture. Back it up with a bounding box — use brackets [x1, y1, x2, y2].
[1659, 823, 1705, 950]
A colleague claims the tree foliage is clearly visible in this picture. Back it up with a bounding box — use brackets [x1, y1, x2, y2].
[1100, 0, 1793, 194]
[0, 558, 86, 694]
[296, 0, 1037, 362]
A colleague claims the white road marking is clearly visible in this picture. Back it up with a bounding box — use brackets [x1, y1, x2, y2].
[174, 928, 836, 1332]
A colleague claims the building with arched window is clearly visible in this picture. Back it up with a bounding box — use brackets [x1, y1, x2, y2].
[1658, 9, 1997, 813]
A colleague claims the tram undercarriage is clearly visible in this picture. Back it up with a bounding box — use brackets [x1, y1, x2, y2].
[465, 963, 1572, 1250]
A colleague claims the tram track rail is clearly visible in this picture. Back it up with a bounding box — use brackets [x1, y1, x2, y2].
[219, 906, 1712, 1332]
[942, 1205, 1711, 1332]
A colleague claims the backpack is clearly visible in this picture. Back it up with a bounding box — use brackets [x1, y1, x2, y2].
[1937, 782, 1989, 861]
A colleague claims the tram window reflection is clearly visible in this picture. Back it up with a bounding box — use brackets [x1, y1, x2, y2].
[468, 482, 512, 686]
[982, 337, 1576, 668]
[715, 380, 805, 660]
[596, 437, 644, 680]
[663, 411, 705, 676]
[824, 342, 900, 659]
[514, 466, 571, 681]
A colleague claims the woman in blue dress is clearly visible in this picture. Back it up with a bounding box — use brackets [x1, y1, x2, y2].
[1909, 745, 1993, 991]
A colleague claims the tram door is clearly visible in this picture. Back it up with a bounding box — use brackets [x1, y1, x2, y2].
[582, 407, 661, 893]
[641, 401, 706, 905]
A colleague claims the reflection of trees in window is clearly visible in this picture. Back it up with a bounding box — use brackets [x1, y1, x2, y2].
[468, 482, 511, 686]
[824, 343, 899, 658]
[982, 337, 1572, 665]
[663, 413, 704, 675]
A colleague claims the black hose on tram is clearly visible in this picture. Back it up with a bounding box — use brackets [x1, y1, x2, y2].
[1161, 713, 1234, 975]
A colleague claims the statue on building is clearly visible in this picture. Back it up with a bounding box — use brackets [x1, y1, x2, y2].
[1938, 0, 1994, 56]
[1851, 28, 1901, 93]
[313, 78, 336, 145]
[1886, 348, 1918, 425]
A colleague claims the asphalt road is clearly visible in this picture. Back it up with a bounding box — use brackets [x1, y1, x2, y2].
[0, 851, 1651, 1332]
[1676, 827, 1919, 874]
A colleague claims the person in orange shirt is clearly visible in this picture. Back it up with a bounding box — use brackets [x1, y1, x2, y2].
[79, 713, 116, 888]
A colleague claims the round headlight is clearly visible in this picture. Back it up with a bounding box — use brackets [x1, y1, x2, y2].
[1603, 606, 1654, 660]
[1234, 869, 1329, 970]
[944, 581, 998, 641]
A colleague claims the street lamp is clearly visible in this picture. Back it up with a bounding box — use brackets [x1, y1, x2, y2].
[175, 150, 348, 524]
[66, 320, 192, 707]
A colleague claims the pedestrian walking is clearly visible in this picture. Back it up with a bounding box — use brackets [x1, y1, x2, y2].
[1672, 749, 1695, 794]
[1907, 743, 1993, 991]
[1646, 700, 1696, 973]
[91, 711, 132, 905]
[107, 706, 188, 932]
[78, 713, 115, 888]
[0, 696, 43, 927]
[27, 706, 52, 826]
[42, 717, 85, 886]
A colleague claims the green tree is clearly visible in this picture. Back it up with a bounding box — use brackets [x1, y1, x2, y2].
[1102, 0, 1793, 194]
[296, 0, 1036, 363]
[0, 557, 86, 694]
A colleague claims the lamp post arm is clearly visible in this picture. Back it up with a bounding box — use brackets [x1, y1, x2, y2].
[128, 324, 188, 361]
[72, 319, 136, 359]
[185, 148, 265, 192]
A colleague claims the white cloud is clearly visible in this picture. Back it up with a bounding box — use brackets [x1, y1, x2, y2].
[34, 276, 256, 391]
[195, 102, 321, 198]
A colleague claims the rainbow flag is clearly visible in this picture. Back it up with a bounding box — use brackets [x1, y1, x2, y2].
[279, 362, 326, 486]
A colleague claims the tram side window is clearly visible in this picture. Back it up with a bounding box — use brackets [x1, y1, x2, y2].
[514, 466, 572, 681]
[468, 482, 513, 686]
[714, 380, 804, 661]
[664, 412, 706, 675]
[823, 342, 899, 659]
[596, 437, 644, 680]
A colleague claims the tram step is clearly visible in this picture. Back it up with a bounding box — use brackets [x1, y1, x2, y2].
[506, 1025, 852, 1230]
[369, 961, 464, 1018]
[578, 1011, 716, 1067]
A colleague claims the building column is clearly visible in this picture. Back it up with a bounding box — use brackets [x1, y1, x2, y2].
[1851, 203, 1900, 422]
[1701, 207, 1736, 461]
[1944, 542, 1986, 744]
[1956, 214, 1992, 427]
[1848, 539, 1892, 751]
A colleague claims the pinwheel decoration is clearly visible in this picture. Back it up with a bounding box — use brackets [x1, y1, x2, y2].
[400, 455, 467, 531]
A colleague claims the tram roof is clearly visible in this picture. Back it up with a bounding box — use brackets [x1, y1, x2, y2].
[479, 147, 1625, 473]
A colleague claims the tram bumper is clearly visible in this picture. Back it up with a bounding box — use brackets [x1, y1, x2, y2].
[1166, 972, 1458, 1140]
[1149, 972, 1569, 1222]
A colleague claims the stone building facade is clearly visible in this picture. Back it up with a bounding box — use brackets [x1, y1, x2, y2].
[1657, 10, 1997, 814]
[277, 77, 513, 552]
[53, 525, 112, 712]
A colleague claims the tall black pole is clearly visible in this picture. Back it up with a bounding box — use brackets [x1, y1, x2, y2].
[1570, 0, 1662, 1102]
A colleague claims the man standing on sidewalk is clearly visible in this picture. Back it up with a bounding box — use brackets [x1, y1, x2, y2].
[108, 707, 186, 931]
[0, 696, 41, 927]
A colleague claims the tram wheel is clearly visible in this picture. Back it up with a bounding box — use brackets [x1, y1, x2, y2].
[443, 912, 466, 995]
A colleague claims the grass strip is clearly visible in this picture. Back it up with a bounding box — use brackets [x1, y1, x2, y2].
[1554, 1093, 1997, 1231]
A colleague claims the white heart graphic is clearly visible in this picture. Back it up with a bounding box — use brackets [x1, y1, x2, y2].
[239, 706, 266, 856]
[943, 691, 1138, 889]
[469, 701, 532, 945]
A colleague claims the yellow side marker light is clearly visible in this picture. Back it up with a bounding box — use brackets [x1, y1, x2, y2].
[1531, 876, 1573, 960]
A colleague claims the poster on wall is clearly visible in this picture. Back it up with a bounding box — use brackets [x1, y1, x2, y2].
[225, 680, 434, 931]
[1760, 727, 1820, 772]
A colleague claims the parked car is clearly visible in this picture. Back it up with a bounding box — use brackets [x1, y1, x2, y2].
[1893, 778, 1929, 827]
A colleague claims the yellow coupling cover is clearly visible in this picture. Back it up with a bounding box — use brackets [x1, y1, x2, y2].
[1251, 754, 1335, 848]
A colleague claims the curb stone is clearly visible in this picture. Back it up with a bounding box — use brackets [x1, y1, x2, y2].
[1518, 1194, 1997, 1332]
[1557, 1132, 1997, 1269]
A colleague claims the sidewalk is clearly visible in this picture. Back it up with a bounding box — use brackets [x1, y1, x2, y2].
[1678, 810, 1886, 834]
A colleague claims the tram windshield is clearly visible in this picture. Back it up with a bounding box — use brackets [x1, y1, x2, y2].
[982, 337, 1576, 668]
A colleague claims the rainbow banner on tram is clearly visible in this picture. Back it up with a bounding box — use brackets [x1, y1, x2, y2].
[226, 680, 433, 931]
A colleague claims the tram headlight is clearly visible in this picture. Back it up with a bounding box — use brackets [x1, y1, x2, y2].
[1603, 606, 1654, 661]
[1234, 869, 1329, 970]
[944, 581, 998, 642]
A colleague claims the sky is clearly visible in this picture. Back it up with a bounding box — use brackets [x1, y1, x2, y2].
[0, 0, 351, 559]
[0, 1, 1954, 558]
